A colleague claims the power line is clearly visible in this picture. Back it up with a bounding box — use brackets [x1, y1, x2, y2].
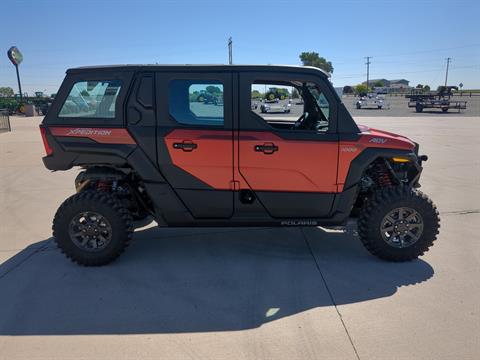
[329, 43, 480, 65]
[373, 43, 480, 58]
[333, 63, 479, 80]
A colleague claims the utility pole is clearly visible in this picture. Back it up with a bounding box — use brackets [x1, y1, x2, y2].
[444, 57, 451, 86]
[228, 37, 232, 65]
[365, 56, 371, 91]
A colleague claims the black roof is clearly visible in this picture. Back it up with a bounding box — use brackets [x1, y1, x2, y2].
[67, 64, 328, 77]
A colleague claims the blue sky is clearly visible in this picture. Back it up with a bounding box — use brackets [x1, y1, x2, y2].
[1, 0, 479, 95]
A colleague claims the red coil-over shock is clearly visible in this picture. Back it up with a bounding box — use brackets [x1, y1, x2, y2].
[373, 160, 393, 187]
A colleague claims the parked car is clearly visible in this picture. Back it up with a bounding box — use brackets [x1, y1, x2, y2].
[260, 103, 291, 113]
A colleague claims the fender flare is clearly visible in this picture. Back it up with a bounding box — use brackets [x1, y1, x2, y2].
[343, 148, 418, 190]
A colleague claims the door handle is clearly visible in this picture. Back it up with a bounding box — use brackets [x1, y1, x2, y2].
[173, 141, 198, 152]
[254, 142, 278, 154]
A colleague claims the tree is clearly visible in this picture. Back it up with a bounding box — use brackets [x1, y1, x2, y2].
[299, 52, 334, 74]
[416, 84, 424, 89]
[206, 85, 221, 94]
[423, 85, 431, 92]
[0, 87, 14, 97]
[374, 80, 385, 87]
[189, 90, 200, 102]
[251, 90, 263, 99]
[291, 88, 300, 99]
[355, 84, 368, 95]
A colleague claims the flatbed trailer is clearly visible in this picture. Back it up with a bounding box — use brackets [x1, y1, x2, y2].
[407, 96, 467, 113]
[406, 86, 467, 113]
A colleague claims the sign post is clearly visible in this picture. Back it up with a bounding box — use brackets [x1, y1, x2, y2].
[7, 46, 24, 103]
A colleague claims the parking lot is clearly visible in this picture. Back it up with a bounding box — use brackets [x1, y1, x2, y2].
[345, 94, 480, 117]
[250, 94, 479, 122]
[0, 115, 479, 359]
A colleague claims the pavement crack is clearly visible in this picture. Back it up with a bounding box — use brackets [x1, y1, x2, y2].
[300, 228, 361, 360]
[440, 209, 480, 216]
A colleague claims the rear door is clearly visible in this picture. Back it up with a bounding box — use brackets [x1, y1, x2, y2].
[155, 71, 234, 218]
[237, 71, 339, 218]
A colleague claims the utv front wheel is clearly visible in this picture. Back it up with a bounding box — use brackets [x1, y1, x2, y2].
[53, 191, 133, 266]
[358, 187, 440, 262]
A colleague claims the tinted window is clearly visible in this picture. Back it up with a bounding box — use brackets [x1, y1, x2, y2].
[59, 80, 121, 118]
[307, 83, 330, 119]
[169, 80, 224, 126]
[251, 81, 330, 132]
[251, 83, 295, 123]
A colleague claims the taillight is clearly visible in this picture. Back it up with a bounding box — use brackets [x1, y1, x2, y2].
[39, 126, 53, 156]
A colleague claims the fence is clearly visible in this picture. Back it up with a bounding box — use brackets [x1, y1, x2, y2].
[0, 109, 11, 132]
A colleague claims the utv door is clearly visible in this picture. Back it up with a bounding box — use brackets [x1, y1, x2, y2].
[237, 72, 338, 218]
[155, 72, 234, 218]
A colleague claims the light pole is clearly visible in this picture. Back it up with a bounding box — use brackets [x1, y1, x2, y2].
[228, 37, 232, 65]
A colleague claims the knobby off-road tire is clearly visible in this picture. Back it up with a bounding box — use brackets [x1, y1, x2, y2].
[358, 186, 440, 262]
[53, 191, 133, 266]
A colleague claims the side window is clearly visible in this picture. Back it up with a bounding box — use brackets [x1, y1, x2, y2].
[251, 81, 331, 132]
[307, 83, 330, 120]
[59, 80, 121, 118]
[169, 80, 224, 126]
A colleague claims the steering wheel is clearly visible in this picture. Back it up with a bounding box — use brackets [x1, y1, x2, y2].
[292, 112, 308, 129]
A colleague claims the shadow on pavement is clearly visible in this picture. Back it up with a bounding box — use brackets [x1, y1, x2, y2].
[409, 110, 464, 115]
[0, 226, 434, 335]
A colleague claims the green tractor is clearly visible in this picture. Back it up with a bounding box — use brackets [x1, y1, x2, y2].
[264, 87, 289, 102]
[196, 90, 221, 105]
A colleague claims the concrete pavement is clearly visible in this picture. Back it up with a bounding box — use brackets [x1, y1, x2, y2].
[0, 116, 479, 359]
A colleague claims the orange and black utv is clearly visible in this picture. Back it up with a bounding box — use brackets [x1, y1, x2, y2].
[40, 65, 439, 265]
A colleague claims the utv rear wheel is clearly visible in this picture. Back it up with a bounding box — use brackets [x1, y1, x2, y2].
[358, 186, 439, 262]
[53, 191, 133, 266]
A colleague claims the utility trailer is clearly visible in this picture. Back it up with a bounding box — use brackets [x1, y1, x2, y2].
[406, 86, 467, 113]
